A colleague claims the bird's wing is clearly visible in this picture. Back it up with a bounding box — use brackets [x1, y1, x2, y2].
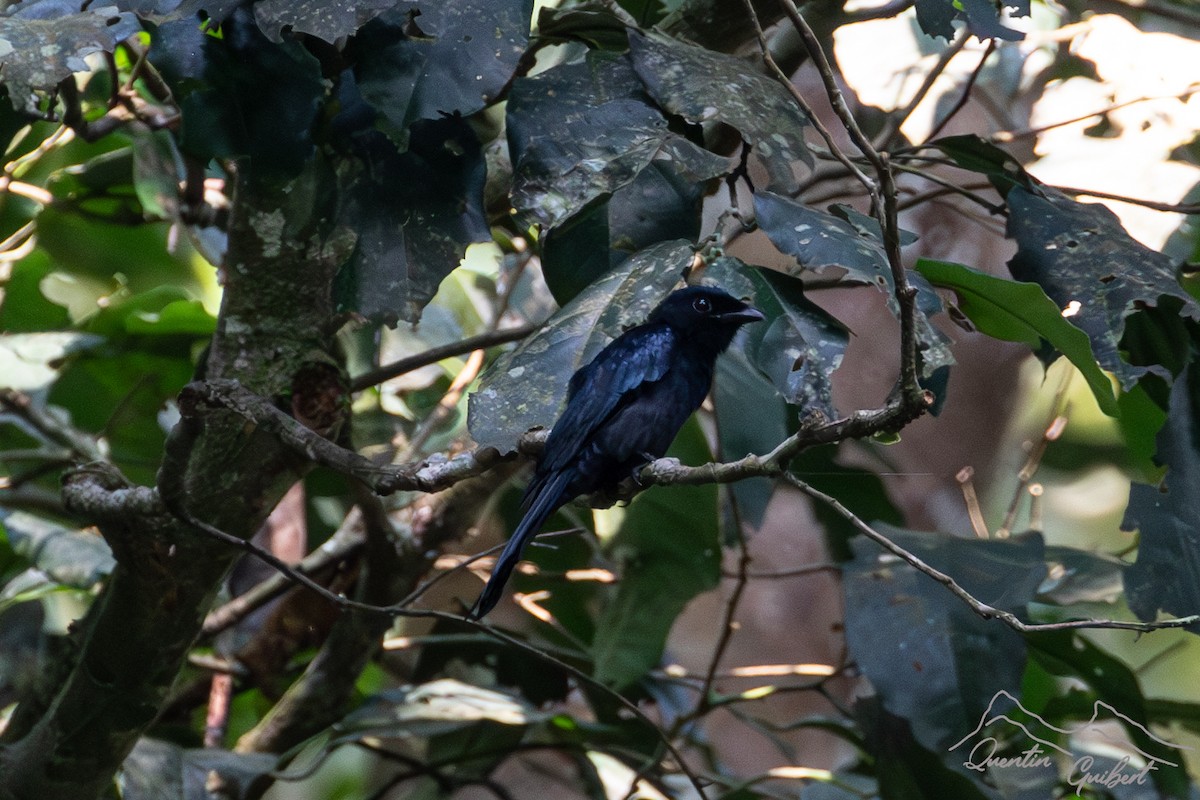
[537, 323, 677, 478]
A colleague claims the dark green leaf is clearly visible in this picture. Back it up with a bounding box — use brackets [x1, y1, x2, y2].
[467, 240, 694, 452]
[1123, 362, 1200, 629]
[0, 511, 114, 588]
[713, 348, 785, 529]
[334, 115, 491, 323]
[754, 191, 953, 380]
[121, 737, 276, 800]
[1006, 186, 1200, 389]
[336, 679, 546, 740]
[592, 418, 718, 689]
[930, 134, 1030, 196]
[507, 50, 726, 230]
[131, 129, 184, 221]
[844, 526, 1045, 753]
[252, 0, 400, 43]
[1036, 545, 1124, 606]
[707, 256, 848, 419]
[914, 258, 1119, 417]
[353, 0, 533, 138]
[151, 11, 323, 175]
[0, 250, 71, 333]
[629, 31, 812, 192]
[541, 155, 711, 306]
[0, 7, 141, 112]
[755, 191, 895, 287]
[535, 6, 634, 49]
[913, 0, 1024, 42]
[1028, 631, 1192, 798]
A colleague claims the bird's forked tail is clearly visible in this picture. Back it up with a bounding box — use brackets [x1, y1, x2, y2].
[466, 470, 573, 620]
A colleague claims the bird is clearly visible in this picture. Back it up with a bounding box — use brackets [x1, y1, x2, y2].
[468, 284, 765, 619]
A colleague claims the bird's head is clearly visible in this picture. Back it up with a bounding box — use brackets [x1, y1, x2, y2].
[648, 285, 765, 351]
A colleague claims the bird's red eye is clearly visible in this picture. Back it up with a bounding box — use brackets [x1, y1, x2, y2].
[692, 297, 712, 313]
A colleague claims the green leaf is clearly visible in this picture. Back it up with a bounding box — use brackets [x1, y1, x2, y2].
[0, 511, 114, 588]
[913, 0, 1025, 41]
[1122, 361, 1200, 629]
[628, 31, 812, 192]
[706, 256, 848, 419]
[507, 50, 726, 230]
[591, 418, 719, 689]
[0, 7, 141, 113]
[713, 348, 785, 530]
[930, 134, 1031, 196]
[541, 155, 712, 306]
[251, 0, 398, 43]
[333, 115, 491, 323]
[1028, 631, 1192, 798]
[914, 258, 1120, 417]
[1006, 186, 1200, 390]
[755, 190, 954, 381]
[843, 526, 1045, 753]
[151, 11, 323, 175]
[467, 240, 694, 452]
[353, 0, 534, 139]
[120, 737, 276, 800]
[337, 679, 546, 740]
[0, 250, 71, 333]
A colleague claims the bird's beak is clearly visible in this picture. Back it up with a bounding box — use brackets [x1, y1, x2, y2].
[719, 304, 765, 324]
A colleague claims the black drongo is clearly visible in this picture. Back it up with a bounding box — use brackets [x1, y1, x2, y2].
[468, 284, 764, 619]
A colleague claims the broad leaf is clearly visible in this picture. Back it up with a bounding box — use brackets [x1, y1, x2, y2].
[353, 0, 533, 141]
[1122, 362, 1200, 630]
[914, 0, 1025, 41]
[713, 348, 786, 530]
[754, 191, 954, 380]
[0, 5, 141, 112]
[0, 511, 114, 588]
[507, 50, 726, 230]
[1028, 632, 1192, 798]
[121, 738, 276, 800]
[707, 257, 848, 419]
[333, 114, 491, 323]
[1006, 187, 1200, 389]
[629, 31, 812, 192]
[252, 0, 400, 43]
[843, 526, 1045, 753]
[151, 10, 323, 175]
[914, 259, 1119, 417]
[467, 240, 694, 452]
[541, 140, 716, 305]
[592, 418, 719, 689]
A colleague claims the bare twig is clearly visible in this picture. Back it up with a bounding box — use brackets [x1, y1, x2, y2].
[781, 472, 1200, 634]
[349, 324, 538, 392]
[876, 30, 971, 149]
[924, 39, 996, 143]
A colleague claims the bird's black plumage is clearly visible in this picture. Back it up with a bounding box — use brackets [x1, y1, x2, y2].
[468, 285, 764, 619]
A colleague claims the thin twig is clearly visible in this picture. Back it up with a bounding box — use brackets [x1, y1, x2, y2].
[924, 39, 996, 143]
[1054, 185, 1200, 215]
[740, 0, 876, 195]
[876, 30, 971, 149]
[349, 324, 538, 392]
[782, 472, 1200, 634]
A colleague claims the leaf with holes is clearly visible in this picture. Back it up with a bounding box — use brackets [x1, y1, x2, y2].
[467, 240, 695, 452]
[508, 50, 727, 231]
[1006, 186, 1200, 390]
[0, 6, 141, 112]
[629, 30, 812, 192]
[915, 258, 1118, 416]
[755, 190, 954, 380]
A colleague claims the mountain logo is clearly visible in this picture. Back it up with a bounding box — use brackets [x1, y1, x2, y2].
[948, 690, 1189, 795]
